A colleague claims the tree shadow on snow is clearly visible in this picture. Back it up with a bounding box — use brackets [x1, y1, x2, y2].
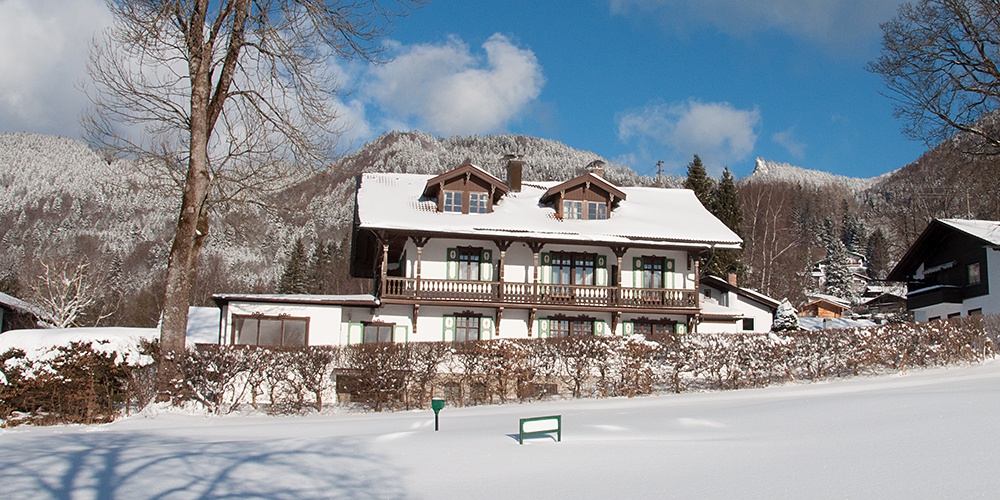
[0, 427, 407, 499]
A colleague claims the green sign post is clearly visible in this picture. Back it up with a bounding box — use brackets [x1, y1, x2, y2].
[431, 398, 445, 431]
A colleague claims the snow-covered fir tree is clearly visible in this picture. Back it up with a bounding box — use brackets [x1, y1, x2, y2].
[771, 298, 799, 332]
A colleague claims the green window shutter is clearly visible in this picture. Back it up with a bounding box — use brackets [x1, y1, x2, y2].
[443, 315, 455, 342]
[675, 323, 687, 334]
[394, 325, 409, 343]
[540, 252, 551, 284]
[594, 320, 605, 336]
[633, 256, 643, 288]
[596, 255, 608, 286]
[538, 318, 550, 338]
[623, 321, 634, 336]
[480, 316, 494, 340]
[480, 248, 493, 281]
[446, 248, 458, 280]
[347, 322, 363, 345]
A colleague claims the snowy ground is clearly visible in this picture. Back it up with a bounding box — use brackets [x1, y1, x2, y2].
[3, 362, 1000, 499]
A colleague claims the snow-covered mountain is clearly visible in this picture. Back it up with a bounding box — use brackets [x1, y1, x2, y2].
[746, 158, 892, 193]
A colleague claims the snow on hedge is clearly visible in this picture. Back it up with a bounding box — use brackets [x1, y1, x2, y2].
[0, 327, 157, 370]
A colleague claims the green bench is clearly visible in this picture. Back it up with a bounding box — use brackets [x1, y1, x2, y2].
[518, 415, 562, 445]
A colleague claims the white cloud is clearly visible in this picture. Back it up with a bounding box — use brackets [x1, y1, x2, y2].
[0, 0, 111, 136]
[367, 34, 544, 136]
[772, 127, 806, 159]
[617, 99, 760, 170]
[609, 0, 904, 52]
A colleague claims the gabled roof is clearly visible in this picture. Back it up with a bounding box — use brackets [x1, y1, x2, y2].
[0, 292, 45, 318]
[355, 173, 742, 250]
[802, 298, 851, 312]
[701, 275, 780, 309]
[887, 218, 1000, 281]
[539, 172, 627, 205]
[421, 163, 509, 201]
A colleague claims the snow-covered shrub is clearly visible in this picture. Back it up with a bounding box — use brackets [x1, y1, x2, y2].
[0, 341, 137, 426]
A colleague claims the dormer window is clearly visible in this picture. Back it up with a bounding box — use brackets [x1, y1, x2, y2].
[422, 163, 509, 214]
[587, 202, 607, 220]
[469, 192, 489, 214]
[443, 191, 462, 212]
[541, 171, 625, 221]
[563, 200, 583, 219]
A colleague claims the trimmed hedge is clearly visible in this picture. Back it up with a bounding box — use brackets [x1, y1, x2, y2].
[2, 315, 997, 425]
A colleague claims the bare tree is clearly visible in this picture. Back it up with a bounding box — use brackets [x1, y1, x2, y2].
[869, 0, 1000, 150]
[83, 0, 419, 389]
[30, 260, 111, 329]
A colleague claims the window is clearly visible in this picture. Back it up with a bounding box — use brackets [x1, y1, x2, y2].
[742, 318, 755, 331]
[970, 308, 983, 316]
[968, 262, 981, 285]
[469, 192, 488, 213]
[562, 200, 583, 219]
[642, 257, 664, 288]
[633, 320, 675, 336]
[455, 315, 480, 342]
[458, 247, 481, 280]
[551, 252, 596, 285]
[550, 318, 594, 337]
[233, 315, 308, 347]
[363, 323, 394, 343]
[948, 312, 961, 319]
[443, 191, 462, 212]
[587, 202, 607, 220]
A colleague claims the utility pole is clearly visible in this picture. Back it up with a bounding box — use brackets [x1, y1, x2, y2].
[656, 160, 663, 188]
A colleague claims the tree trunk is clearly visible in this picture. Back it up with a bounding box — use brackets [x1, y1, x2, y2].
[157, 22, 214, 396]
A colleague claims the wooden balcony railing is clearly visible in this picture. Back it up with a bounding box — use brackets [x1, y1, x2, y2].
[382, 277, 697, 310]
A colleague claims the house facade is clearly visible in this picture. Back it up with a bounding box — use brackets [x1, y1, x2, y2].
[0, 292, 46, 332]
[216, 159, 742, 346]
[698, 275, 779, 333]
[887, 218, 1000, 322]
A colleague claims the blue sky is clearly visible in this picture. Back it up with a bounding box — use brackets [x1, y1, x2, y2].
[0, 0, 926, 179]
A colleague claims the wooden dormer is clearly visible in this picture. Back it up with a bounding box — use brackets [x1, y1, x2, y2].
[422, 163, 509, 214]
[539, 172, 626, 220]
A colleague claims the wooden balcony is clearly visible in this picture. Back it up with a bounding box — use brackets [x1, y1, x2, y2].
[382, 276, 697, 311]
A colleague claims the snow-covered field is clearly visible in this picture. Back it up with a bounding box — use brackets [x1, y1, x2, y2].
[3, 361, 1000, 499]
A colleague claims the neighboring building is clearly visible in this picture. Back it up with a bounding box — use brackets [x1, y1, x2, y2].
[0, 292, 46, 332]
[799, 295, 851, 319]
[215, 159, 742, 346]
[858, 283, 908, 319]
[806, 250, 870, 299]
[699, 275, 779, 333]
[887, 218, 1000, 322]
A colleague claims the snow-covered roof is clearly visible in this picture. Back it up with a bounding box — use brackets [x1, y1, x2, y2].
[355, 172, 742, 249]
[803, 293, 851, 310]
[699, 300, 744, 320]
[0, 292, 45, 318]
[211, 294, 379, 307]
[938, 219, 1000, 246]
[701, 275, 780, 309]
[797, 317, 875, 330]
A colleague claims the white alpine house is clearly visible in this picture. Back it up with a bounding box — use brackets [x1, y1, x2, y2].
[214, 158, 746, 346]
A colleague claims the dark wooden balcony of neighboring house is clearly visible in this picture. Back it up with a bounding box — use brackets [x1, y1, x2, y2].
[381, 276, 698, 312]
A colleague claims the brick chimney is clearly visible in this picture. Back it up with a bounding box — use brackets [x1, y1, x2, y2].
[587, 159, 605, 178]
[505, 154, 523, 192]
[727, 273, 738, 286]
